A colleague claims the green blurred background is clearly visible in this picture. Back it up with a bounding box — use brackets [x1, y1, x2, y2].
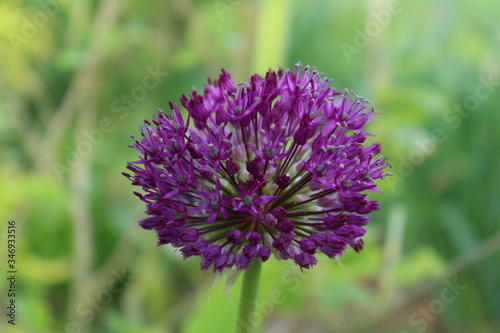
[1, 0, 499, 332]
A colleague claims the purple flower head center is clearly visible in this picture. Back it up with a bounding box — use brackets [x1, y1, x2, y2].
[124, 63, 391, 273]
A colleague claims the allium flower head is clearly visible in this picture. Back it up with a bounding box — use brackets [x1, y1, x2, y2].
[124, 63, 391, 273]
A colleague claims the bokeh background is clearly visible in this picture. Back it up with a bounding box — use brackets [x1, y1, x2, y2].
[1, 0, 499, 332]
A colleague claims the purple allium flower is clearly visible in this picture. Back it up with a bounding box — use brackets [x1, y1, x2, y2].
[124, 63, 391, 273]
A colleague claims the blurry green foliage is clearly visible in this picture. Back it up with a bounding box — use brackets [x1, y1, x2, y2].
[1, 0, 499, 332]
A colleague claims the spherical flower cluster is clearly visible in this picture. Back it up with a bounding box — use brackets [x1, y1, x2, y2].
[123, 63, 390, 273]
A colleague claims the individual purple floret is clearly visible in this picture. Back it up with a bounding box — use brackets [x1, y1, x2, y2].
[123, 63, 391, 273]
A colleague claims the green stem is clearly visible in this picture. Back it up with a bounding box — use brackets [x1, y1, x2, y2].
[236, 260, 262, 333]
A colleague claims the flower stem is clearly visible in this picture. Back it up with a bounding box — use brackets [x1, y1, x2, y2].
[236, 260, 262, 333]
